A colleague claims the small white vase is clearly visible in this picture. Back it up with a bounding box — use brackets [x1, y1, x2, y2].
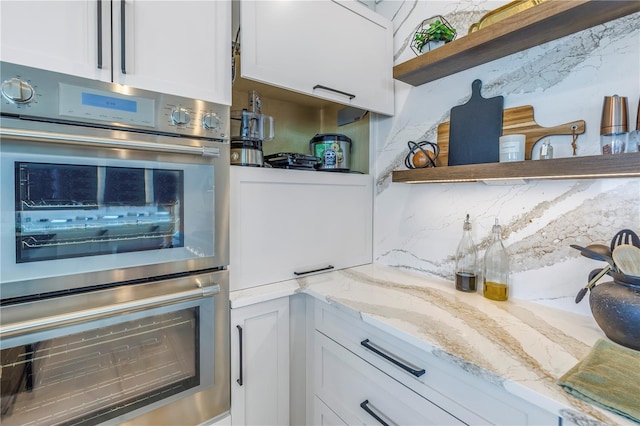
[420, 40, 445, 53]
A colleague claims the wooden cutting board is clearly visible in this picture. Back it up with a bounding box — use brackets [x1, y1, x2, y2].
[447, 79, 504, 166]
[436, 105, 586, 166]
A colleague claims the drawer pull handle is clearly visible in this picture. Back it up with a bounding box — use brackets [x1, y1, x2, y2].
[236, 325, 244, 386]
[293, 265, 334, 276]
[313, 84, 356, 100]
[360, 400, 391, 426]
[361, 339, 426, 377]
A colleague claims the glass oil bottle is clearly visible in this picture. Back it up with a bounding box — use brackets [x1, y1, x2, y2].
[483, 218, 510, 301]
[455, 214, 478, 292]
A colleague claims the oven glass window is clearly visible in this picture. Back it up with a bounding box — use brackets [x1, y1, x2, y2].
[15, 162, 184, 263]
[0, 307, 200, 426]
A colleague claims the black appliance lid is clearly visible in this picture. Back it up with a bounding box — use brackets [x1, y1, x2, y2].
[310, 133, 352, 143]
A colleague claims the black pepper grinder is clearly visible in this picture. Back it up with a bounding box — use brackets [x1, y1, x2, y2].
[455, 214, 478, 292]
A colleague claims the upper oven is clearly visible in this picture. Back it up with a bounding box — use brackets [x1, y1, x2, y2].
[0, 62, 230, 300]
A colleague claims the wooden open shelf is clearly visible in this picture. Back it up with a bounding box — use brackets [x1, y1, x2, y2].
[392, 152, 640, 184]
[393, 1, 640, 86]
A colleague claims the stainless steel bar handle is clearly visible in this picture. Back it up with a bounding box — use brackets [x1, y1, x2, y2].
[0, 285, 220, 339]
[0, 128, 221, 157]
[120, 0, 127, 74]
[360, 400, 391, 426]
[313, 84, 356, 100]
[97, 0, 103, 69]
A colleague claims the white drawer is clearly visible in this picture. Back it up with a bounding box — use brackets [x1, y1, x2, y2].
[312, 395, 348, 426]
[314, 330, 464, 425]
[313, 301, 559, 426]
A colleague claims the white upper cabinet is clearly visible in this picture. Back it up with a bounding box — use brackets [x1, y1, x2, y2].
[239, 0, 394, 115]
[0, 1, 231, 105]
[112, 0, 231, 104]
[0, 1, 111, 82]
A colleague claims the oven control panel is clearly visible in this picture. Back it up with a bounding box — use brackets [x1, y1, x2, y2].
[0, 61, 230, 141]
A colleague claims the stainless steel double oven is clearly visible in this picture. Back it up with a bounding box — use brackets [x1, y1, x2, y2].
[0, 62, 230, 425]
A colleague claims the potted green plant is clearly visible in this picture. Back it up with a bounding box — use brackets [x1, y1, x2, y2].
[411, 16, 456, 55]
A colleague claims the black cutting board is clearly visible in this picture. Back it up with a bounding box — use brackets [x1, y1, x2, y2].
[448, 79, 504, 166]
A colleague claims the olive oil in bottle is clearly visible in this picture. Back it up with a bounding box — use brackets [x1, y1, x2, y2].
[483, 218, 510, 301]
[455, 214, 478, 292]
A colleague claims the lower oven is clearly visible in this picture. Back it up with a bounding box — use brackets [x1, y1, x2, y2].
[0, 269, 229, 426]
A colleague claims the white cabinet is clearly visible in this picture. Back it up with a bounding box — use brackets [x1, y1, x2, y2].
[312, 396, 348, 426]
[230, 297, 290, 426]
[239, 0, 394, 115]
[112, 0, 231, 104]
[309, 299, 561, 426]
[313, 331, 464, 425]
[0, 0, 231, 104]
[229, 166, 373, 291]
[1, 1, 110, 82]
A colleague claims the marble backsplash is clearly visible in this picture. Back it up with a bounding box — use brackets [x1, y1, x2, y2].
[371, 1, 640, 316]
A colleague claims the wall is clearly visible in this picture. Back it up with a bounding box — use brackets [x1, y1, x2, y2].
[372, 0, 640, 316]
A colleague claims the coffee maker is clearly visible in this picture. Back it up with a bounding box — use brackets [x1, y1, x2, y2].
[230, 91, 274, 166]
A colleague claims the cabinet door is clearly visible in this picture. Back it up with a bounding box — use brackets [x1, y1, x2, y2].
[230, 167, 373, 291]
[113, 0, 231, 104]
[0, 0, 111, 82]
[230, 297, 289, 426]
[240, 0, 393, 115]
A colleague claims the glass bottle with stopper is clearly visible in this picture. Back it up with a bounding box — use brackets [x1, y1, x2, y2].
[483, 218, 510, 301]
[455, 214, 478, 292]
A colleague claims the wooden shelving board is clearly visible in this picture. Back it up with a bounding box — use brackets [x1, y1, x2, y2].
[393, 1, 640, 86]
[392, 152, 640, 184]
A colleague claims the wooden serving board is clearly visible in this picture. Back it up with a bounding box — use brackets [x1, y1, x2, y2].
[436, 105, 586, 166]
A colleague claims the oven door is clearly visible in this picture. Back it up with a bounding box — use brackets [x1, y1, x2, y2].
[0, 269, 230, 426]
[0, 117, 229, 299]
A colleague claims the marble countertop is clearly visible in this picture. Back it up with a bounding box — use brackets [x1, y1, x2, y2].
[230, 263, 634, 426]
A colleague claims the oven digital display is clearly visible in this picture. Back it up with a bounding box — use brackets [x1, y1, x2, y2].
[82, 92, 138, 113]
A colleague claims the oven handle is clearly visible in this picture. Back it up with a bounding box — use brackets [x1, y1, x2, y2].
[0, 284, 220, 339]
[0, 127, 221, 157]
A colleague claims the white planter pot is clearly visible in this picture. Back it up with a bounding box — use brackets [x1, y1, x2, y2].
[420, 40, 445, 53]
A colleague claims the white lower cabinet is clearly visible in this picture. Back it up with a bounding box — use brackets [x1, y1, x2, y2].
[230, 167, 373, 291]
[230, 297, 289, 426]
[309, 299, 560, 426]
[314, 331, 464, 425]
[312, 396, 348, 426]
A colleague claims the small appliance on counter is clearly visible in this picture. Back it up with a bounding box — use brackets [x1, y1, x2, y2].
[264, 152, 320, 170]
[309, 133, 352, 171]
[230, 91, 274, 166]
